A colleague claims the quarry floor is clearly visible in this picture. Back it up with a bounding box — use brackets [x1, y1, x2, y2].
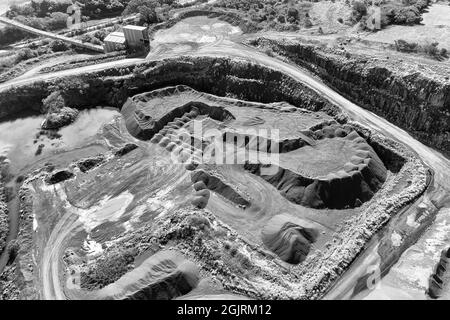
[18, 87, 422, 300]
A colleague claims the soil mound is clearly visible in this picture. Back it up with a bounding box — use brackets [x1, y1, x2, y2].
[245, 125, 387, 209]
[98, 250, 199, 300]
[261, 214, 319, 264]
[191, 170, 250, 208]
[123, 93, 234, 140]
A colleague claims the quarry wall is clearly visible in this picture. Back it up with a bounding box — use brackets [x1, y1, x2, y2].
[0, 56, 345, 121]
[250, 38, 450, 158]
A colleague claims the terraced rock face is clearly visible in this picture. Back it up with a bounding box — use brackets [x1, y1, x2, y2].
[122, 85, 334, 142]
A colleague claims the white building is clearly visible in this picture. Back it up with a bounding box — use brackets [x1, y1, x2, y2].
[103, 31, 126, 53]
[123, 25, 150, 49]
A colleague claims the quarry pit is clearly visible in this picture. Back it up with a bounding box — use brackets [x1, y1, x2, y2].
[0, 57, 429, 300]
[0, 13, 447, 301]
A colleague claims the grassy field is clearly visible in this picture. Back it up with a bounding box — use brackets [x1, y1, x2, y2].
[363, 2, 450, 49]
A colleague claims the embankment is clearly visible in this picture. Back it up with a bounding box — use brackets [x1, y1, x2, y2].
[0, 56, 345, 122]
[249, 38, 450, 157]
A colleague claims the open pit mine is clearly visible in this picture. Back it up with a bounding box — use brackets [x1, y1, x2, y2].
[0, 56, 432, 300]
[0, 2, 449, 302]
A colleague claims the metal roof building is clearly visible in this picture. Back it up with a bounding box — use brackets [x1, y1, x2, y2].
[103, 31, 126, 53]
[123, 25, 149, 48]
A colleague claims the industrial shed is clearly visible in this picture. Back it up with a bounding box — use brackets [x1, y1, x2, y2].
[123, 25, 150, 48]
[103, 32, 126, 53]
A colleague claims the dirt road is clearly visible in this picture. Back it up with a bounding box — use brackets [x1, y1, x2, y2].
[0, 58, 144, 92]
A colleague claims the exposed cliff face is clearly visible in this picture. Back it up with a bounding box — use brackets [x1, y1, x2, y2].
[0, 57, 345, 123]
[249, 38, 450, 158]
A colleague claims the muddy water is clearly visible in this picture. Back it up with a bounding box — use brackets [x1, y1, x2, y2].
[0, 107, 119, 273]
[0, 108, 119, 174]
